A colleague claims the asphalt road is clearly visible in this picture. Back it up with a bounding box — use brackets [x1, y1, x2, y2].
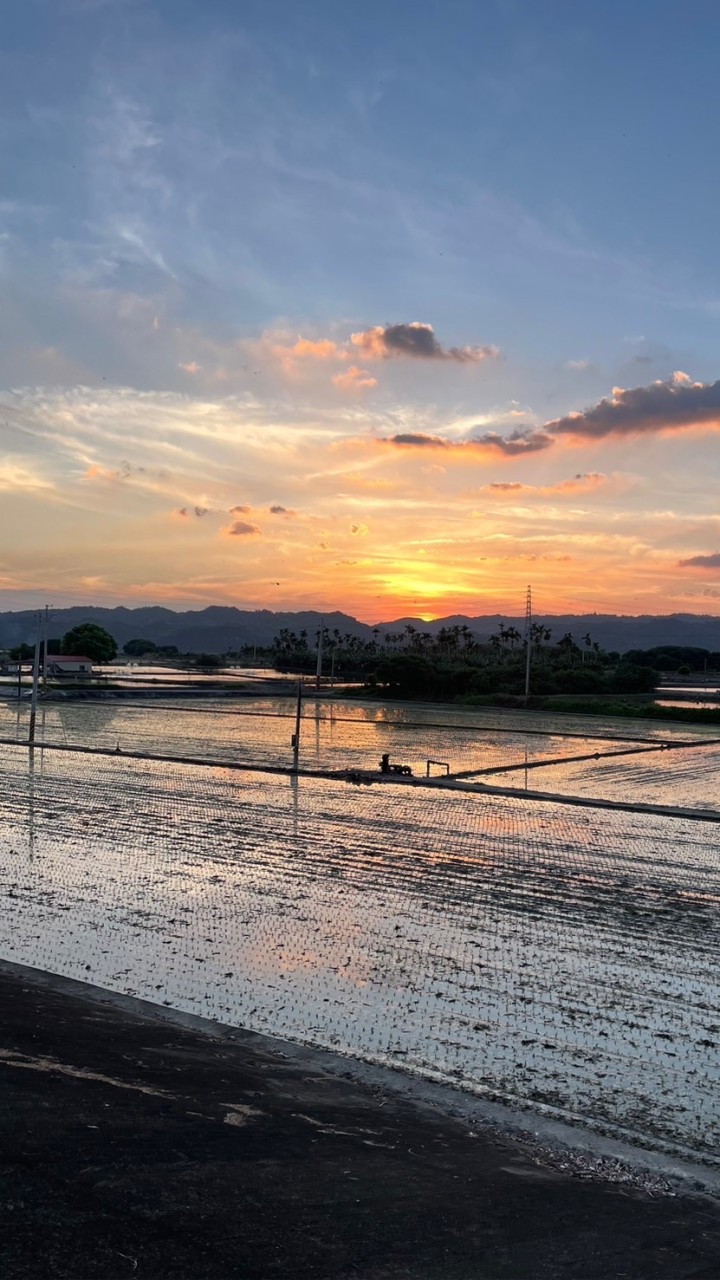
[0, 962, 718, 1279]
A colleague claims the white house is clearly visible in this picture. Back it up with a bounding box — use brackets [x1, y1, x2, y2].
[45, 655, 94, 677]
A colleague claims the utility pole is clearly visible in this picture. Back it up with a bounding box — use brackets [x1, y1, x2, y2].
[291, 679, 303, 771]
[330, 645, 337, 689]
[524, 585, 532, 705]
[315, 617, 324, 691]
[42, 604, 50, 687]
[28, 611, 41, 744]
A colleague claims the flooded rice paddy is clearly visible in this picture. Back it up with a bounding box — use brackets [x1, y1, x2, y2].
[1, 695, 717, 797]
[0, 720, 718, 1162]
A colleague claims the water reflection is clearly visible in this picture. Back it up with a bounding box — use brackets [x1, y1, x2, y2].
[0, 744, 717, 1158]
[0, 694, 717, 809]
[26, 745, 36, 860]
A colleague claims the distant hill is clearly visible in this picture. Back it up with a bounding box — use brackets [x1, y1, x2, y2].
[0, 606, 368, 653]
[1, 604, 719, 655]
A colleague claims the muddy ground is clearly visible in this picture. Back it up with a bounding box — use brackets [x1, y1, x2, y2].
[0, 962, 718, 1280]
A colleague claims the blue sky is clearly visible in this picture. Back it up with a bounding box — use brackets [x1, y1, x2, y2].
[2, 0, 720, 617]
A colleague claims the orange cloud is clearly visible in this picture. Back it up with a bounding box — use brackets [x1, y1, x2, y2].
[285, 338, 343, 361]
[351, 322, 500, 363]
[385, 429, 553, 459]
[225, 519, 262, 537]
[85, 464, 116, 481]
[178, 361, 202, 374]
[332, 365, 378, 393]
[174, 505, 209, 520]
[485, 472, 607, 496]
[270, 335, 347, 376]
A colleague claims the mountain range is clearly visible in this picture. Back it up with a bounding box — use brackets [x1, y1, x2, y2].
[1, 605, 719, 654]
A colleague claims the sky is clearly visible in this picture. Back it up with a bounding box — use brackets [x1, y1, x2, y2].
[2, 0, 720, 622]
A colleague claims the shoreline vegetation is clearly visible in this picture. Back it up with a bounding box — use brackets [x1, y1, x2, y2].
[5, 623, 720, 726]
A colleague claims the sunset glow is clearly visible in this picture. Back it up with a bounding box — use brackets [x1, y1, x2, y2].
[2, 2, 720, 622]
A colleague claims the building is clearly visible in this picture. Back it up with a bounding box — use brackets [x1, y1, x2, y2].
[45, 655, 93, 677]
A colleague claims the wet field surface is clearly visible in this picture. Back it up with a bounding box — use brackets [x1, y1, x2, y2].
[0, 740, 718, 1163]
[2, 695, 717, 794]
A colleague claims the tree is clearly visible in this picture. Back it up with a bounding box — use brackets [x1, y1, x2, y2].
[9, 643, 34, 661]
[61, 624, 117, 664]
[196, 652, 222, 671]
[123, 638, 158, 657]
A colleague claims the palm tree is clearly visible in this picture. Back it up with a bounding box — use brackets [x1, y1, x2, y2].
[582, 632, 592, 665]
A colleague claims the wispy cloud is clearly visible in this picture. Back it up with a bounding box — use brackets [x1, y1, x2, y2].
[387, 427, 553, 457]
[485, 472, 607, 496]
[332, 365, 377, 392]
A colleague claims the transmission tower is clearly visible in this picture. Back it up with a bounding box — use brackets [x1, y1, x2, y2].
[524, 585, 532, 703]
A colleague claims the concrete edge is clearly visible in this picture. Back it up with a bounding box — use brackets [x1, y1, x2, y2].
[3, 958, 718, 1199]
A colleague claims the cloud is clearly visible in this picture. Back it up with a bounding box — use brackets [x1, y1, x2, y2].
[475, 428, 553, 455]
[351, 522, 369, 536]
[332, 365, 378, 392]
[270, 335, 346, 376]
[486, 472, 607, 496]
[269, 504, 297, 516]
[350, 322, 500, 363]
[547, 372, 720, 439]
[86, 460, 171, 488]
[555, 471, 607, 491]
[175, 505, 208, 519]
[390, 433, 446, 448]
[178, 361, 202, 375]
[281, 337, 344, 361]
[265, 322, 498, 383]
[0, 461, 54, 493]
[565, 359, 592, 371]
[387, 428, 553, 456]
[226, 519, 262, 537]
[678, 552, 720, 569]
[230, 504, 252, 514]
